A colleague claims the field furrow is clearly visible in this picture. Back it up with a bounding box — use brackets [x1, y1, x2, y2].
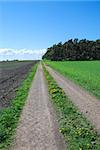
[0, 61, 37, 109]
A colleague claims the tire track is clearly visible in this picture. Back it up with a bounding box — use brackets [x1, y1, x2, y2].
[45, 65, 100, 133]
[11, 63, 66, 150]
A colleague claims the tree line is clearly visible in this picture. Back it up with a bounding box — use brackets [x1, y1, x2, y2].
[42, 39, 100, 61]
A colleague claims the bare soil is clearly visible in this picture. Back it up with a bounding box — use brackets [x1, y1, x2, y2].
[45, 65, 100, 133]
[11, 63, 66, 150]
[0, 61, 37, 109]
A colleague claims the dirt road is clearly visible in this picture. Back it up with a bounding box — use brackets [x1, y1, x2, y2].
[45, 65, 100, 132]
[11, 63, 66, 150]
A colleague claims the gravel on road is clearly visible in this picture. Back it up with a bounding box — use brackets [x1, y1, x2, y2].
[11, 63, 66, 150]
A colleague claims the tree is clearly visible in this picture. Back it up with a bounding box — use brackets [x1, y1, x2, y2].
[42, 38, 100, 61]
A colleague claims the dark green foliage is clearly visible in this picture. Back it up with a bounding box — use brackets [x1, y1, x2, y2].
[42, 39, 100, 61]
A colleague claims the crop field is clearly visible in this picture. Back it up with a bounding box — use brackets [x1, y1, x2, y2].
[0, 61, 38, 109]
[46, 61, 100, 99]
[43, 64, 100, 150]
[0, 61, 100, 149]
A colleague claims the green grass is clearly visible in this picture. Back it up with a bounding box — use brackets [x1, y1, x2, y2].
[0, 63, 38, 149]
[43, 63, 100, 150]
[45, 61, 100, 99]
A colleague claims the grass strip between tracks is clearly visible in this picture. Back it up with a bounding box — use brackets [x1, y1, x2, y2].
[43, 63, 100, 150]
[0, 63, 38, 149]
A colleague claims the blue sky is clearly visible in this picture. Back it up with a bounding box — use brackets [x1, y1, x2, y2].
[0, 1, 100, 60]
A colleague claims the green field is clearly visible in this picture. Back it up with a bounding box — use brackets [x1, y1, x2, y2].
[43, 64, 100, 150]
[45, 61, 100, 99]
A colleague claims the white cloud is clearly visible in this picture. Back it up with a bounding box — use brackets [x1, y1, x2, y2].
[0, 48, 14, 55]
[0, 48, 47, 60]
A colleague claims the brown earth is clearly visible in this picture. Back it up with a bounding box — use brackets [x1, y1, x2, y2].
[11, 63, 66, 150]
[45, 65, 100, 133]
[0, 61, 37, 109]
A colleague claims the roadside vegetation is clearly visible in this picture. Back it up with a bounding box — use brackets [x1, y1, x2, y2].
[45, 61, 100, 99]
[43, 63, 100, 150]
[0, 63, 38, 149]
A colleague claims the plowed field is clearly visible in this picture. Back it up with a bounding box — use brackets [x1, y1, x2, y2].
[0, 61, 37, 109]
